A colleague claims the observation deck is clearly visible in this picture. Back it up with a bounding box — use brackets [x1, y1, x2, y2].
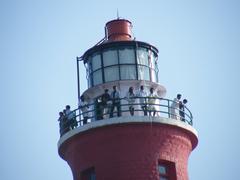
[57, 97, 198, 154]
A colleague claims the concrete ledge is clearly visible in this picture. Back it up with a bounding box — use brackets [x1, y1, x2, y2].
[58, 116, 198, 149]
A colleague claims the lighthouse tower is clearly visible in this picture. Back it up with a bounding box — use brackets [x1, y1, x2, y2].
[58, 19, 198, 180]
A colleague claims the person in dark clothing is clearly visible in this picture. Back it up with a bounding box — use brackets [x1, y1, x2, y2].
[95, 98, 104, 120]
[179, 99, 188, 122]
[110, 86, 121, 118]
[101, 89, 111, 118]
[59, 111, 69, 136]
[58, 112, 64, 136]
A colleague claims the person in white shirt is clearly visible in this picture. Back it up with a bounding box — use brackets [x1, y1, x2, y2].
[170, 94, 181, 120]
[79, 95, 89, 125]
[137, 85, 147, 116]
[125, 87, 136, 116]
[147, 87, 158, 116]
[65, 105, 77, 129]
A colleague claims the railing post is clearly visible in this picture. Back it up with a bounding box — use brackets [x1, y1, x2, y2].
[168, 99, 170, 118]
[76, 57, 81, 126]
[190, 111, 193, 125]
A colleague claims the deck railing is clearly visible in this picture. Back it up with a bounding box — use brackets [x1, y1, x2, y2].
[58, 97, 193, 136]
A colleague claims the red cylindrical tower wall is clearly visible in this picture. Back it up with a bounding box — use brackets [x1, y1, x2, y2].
[105, 19, 132, 41]
[59, 123, 196, 180]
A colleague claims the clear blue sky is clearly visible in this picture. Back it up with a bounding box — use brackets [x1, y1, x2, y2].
[1, 0, 240, 179]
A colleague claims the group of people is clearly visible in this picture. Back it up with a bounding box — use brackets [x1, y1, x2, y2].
[93, 85, 121, 120]
[78, 85, 160, 122]
[170, 94, 188, 121]
[125, 85, 159, 116]
[58, 89, 190, 136]
[58, 105, 77, 136]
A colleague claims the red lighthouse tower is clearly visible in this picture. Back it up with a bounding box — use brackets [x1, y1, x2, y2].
[58, 19, 198, 180]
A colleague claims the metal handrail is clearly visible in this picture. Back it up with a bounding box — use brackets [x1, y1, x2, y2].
[58, 97, 193, 137]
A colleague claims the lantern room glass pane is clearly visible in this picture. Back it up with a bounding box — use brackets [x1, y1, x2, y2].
[137, 48, 149, 66]
[86, 60, 92, 73]
[104, 66, 119, 82]
[119, 47, 135, 64]
[150, 69, 157, 82]
[120, 65, 136, 80]
[92, 54, 101, 71]
[149, 52, 158, 71]
[138, 65, 150, 81]
[84, 63, 89, 79]
[103, 49, 118, 67]
[93, 70, 102, 85]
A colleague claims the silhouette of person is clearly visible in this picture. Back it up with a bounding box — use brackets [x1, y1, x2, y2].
[79, 95, 89, 124]
[179, 99, 188, 122]
[110, 86, 121, 117]
[137, 85, 147, 116]
[101, 89, 111, 118]
[125, 87, 136, 116]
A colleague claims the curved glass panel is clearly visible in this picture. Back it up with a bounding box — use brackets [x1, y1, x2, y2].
[138, 65, 150, 81]
[119, 47, 135, 64]
[120, 65, 136, 80]
[104, 66, 119, 82]
[84, 63, 89, 78]
[137, 48, 149, 66]
[149, 51, 158, 70]
[93, 70, 102, 85]
[85, 63, 92, 87]
[149, 51, 158, 82]
[153, 54, 159, 82]
[103, 49, 118, 67]
[92, 54, 101, 71]
[86, 58, 92, 73]
[87, 77, 92, 88]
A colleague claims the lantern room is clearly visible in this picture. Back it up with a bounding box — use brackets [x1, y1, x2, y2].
[83, 41, 159, 88]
